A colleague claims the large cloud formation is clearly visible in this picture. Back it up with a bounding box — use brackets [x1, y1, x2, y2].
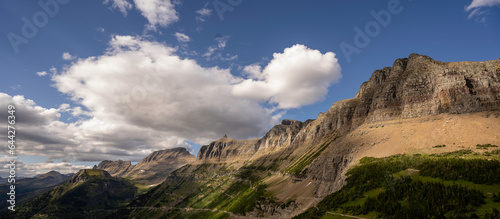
[0, 93, 192, 164]
[233, 44, 341, 109]
[0, 36, 341, 176]
[53, 35, 275, 143]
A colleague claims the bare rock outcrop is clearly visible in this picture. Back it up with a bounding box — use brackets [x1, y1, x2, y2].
[197, 138, 259, 162]
[197, 119, 313, 163]
[96, 160, 132, 176]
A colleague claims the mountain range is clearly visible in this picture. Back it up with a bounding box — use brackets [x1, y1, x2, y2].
[6, 54, 500, 218]
[95, 147, 195, 185]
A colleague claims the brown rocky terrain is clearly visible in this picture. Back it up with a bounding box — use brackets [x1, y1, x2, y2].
[96, 147, 195, 184]
[96, 160, 132, 176]
[197, 137, 260, 163]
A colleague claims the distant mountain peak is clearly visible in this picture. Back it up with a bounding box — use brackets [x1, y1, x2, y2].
[68, 169, 111, 183]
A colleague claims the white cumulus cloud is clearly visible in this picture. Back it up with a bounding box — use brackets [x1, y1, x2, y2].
[233, 44, 342, 109]
[133, 0, 179, 30]
[52, 35, 276, 145]
[0, 93, 193, 165]
[36, 71, 48, 76]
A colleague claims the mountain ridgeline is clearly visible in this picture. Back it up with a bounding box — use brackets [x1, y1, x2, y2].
[8, 54, 500, 218]
[95, 147, 195, 185]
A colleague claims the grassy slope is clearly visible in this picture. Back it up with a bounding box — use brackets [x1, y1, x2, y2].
[285, 133, 339, 176]
[6, 171, 137, 219]
[295, 149, 500, 219]
[111, 161, 297, 218]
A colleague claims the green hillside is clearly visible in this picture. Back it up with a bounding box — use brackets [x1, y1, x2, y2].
[295, 149, 500, 219]
[108, 162, 294, 218]
[5, 169, 137, 219]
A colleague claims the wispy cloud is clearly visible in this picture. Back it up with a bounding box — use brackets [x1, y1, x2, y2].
[196, 4, 212, 22]
[9, 85, 22, 91]
[104, 0, 133, 16]
[174, 32, 191, 42]
[466, 0, 500, 11]
[465, 0, 500, 21]
[203, 35, 232, 60]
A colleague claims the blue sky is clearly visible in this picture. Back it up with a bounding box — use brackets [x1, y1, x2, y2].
[0, 0, 499, 176]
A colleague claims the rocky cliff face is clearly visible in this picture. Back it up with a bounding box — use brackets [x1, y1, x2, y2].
[289, 54, 500, 201]
[197, 119, 312, 163]
[254, 119, 313, 152]
[291, 54, 500, 145]
[97, 147, 195, 184]
[197, 137, 259, 162]
[354, 54, 500, 123]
